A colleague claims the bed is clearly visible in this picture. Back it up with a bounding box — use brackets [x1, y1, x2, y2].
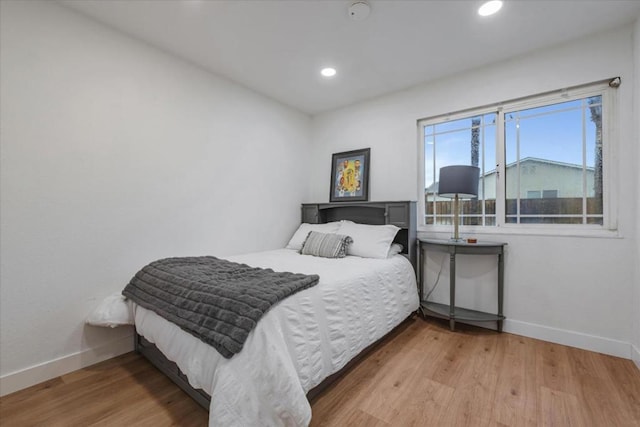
[127, 201, 418, 426]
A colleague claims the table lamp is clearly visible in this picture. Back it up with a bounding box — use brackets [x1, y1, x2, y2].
[438, 165, 480, 242]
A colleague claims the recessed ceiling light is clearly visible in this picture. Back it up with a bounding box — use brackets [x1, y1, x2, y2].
[348, 1, 371, 22]
[478, 0, 503, 17]
[321, 67, 337, 77]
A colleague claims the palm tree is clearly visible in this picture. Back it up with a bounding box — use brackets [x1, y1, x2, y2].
[471, 117, 480, 168]
[588, 97, 602, 213]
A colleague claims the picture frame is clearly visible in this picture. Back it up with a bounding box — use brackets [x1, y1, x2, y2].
[330, 148, 370, 202]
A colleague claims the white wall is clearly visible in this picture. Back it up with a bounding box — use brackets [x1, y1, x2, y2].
[311, 26, 637, 358]
[0, 0, 311, 395]
[633, 17, 640, 369]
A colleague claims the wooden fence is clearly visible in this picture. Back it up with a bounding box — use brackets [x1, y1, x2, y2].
[425, 196, 603, 225]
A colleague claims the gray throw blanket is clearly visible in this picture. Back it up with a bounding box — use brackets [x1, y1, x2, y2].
[122, 256, 319, 358]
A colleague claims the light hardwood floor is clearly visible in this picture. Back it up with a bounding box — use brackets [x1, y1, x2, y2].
[2, 318, 639, 426]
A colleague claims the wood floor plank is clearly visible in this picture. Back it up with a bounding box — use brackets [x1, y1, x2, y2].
[493, 334, 538, 427]
[390, 376, 455, 427]
[537, 340, 580, 396]
[340, 408, 389, 427]
[538, 386, 587, 427]
[356, 348, 424, 421]
[600, 351, 640, 423]
[382, 324, 457, 426]
[2, 317, 639, 427]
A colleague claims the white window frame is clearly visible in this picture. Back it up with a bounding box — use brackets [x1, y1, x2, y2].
[417, 80, 618, 237]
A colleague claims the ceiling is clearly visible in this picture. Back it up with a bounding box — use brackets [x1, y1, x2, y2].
[59, 0, 640, 115]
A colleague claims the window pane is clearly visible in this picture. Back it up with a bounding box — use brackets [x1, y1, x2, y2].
[587, 217, 603, 225]
[512, 99, 582, 119]
[423, 114, 496, 226]
[504, 118, 518, 216]
[434, 119, 473, 135]
[480, 120, 496, 222]
[517, 216, 584, 224]
[504, 97, 603, 224]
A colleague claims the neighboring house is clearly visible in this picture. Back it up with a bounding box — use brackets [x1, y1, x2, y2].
[482, 157, 595, 200]
[426, 157, 595, 200]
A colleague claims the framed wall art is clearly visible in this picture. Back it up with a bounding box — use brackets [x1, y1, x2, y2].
[330, 148, 370, 202]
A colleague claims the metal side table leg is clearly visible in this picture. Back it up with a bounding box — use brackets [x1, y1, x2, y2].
[498, 251, 505, 332]
[449, 251, 456, 331]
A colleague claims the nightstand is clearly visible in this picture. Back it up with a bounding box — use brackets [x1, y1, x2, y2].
[417, 238, 507, 332]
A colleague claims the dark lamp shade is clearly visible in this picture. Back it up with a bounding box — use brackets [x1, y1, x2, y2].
[438, 165, 480, 199]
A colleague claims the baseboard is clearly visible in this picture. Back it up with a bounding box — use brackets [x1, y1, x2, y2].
[0, 334, 134, 397]
[632, 343, 640, 370]
[504, 319, 631, 359]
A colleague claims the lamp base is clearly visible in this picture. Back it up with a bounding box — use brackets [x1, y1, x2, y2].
[448, 237, 465, 243]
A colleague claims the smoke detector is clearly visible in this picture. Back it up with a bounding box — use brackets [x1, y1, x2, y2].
[348, 1, 371, 21]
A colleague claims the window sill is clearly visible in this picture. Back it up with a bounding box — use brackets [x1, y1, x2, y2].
[418, 225, 622, 239]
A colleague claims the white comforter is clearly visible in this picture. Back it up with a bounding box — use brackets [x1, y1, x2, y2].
[134, 249, 419, 426]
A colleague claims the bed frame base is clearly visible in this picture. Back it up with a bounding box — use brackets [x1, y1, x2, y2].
[135, 314, 415, 410]
[136, 334, 211, 409]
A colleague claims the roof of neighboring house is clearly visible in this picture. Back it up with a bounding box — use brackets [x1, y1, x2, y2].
[484, 157, 595, 175]
[425, 182, 439, 194]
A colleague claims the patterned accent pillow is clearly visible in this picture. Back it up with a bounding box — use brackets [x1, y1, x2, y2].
[300, 231, 353, 258]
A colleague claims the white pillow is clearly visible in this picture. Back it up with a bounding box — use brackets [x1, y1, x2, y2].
[86, 293, 134, 328]
[286, 222, 341, 250]
[337, 221, 400, 259]
[387, 243, 403, 258]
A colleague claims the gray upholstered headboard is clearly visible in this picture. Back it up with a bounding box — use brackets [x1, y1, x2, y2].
[300, 201, 417, 271]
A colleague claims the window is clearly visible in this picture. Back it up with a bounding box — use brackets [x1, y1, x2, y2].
[423, 112, 497, 226]
[419, 81, 613, 231]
